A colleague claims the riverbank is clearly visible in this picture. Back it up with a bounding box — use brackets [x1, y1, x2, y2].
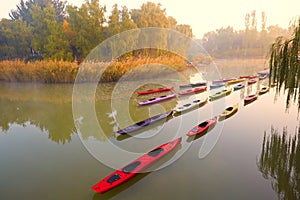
[0, 56, 189, 83]
[0, 57, 268, 83]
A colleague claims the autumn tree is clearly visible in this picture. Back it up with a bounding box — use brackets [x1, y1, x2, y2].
[66, 0, 106, 61]
[30, 4, 70, 60]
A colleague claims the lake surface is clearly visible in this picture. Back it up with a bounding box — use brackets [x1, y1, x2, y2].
[0, 62, 299, 200]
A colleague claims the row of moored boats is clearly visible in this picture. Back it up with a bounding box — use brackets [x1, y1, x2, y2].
[92, 70, 271, 194]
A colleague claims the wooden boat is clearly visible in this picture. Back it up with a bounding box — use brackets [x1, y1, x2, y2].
[227, 78, 245, 85]
[209, 83, 225, 89]
[117, 111, 173, 134]
[91, 138, 182, 194]
[244, 94, 258, 104]
[174, 98, 207, 114]
[233, 83, 245, 91]
[219, 104, 238, 119]
[240, 75, 258, 79]
[179, 82, 207, 88]
[138, 86, 174, 95]
[138, 94, 176, 106]
[178, 86, 207, 95]
[259, 86, 269, 95]
[186, 116, 217, 136]
[209, 87, 232, 101]
[247, 79, 257, 85]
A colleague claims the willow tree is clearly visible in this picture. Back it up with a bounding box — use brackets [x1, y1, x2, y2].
[269, 18, 300, 107]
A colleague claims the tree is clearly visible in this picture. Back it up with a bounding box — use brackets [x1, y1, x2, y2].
[10, 0, 66, 24]
[131, 2, 178, 56]
[131, 2, 169, 28]
[269, 18, 300, 108]
[120, 6, 137, 32]
[30, 4, 71, 60]
[108, 4, 120, 36]
[66, 0, 106, 62]
[0, 18, 32, 60]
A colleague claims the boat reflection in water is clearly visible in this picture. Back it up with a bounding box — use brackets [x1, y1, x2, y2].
[258, 126, 300, 200]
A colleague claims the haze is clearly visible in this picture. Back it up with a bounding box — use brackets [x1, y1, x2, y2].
[0, 0, 299, 38]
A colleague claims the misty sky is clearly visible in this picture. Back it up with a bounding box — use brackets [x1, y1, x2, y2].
[0, 0, 299, 38]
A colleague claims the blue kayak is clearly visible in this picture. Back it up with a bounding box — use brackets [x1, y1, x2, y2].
[117, 111, 172, 134]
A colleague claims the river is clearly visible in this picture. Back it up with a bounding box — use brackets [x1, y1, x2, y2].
[0, 62, 299, 200]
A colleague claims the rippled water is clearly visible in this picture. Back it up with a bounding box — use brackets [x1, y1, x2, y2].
[0, 64, 299, 200]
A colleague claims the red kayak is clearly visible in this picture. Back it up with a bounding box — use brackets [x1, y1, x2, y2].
[247, 79, 257, 85]
[92, 138, 182, 194]
[240, 75, 258, 79]
[138, 86, 174, 95]
[186, 116, 217, 136]
[178, 86, 207, 95]
[244, 94, 258, 104]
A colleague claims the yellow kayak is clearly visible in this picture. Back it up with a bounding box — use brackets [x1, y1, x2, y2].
[259, 86, 269, 95]
[219, 104, 238, 120]
[227, 78, 245, 85]
[209, 87, 232, 101]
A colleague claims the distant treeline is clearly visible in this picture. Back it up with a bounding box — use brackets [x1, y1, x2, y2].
[0, 0, 192, 62]
[200, 11, 289, 58]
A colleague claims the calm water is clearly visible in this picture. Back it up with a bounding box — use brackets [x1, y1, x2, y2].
[0, 64, 299, 200]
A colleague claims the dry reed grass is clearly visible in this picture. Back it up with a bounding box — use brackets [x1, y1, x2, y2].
[0, 56, 188, 83]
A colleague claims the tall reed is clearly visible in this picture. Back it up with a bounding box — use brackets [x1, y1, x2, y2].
[0, 56, 190, 83]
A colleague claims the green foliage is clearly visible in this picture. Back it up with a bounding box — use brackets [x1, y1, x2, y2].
[10, 0, 66, 24]
[0, 18, 32, 59]
[66, 0, 106, 62]
[269, 18, 300, 108]
[1, 0, 194, 62]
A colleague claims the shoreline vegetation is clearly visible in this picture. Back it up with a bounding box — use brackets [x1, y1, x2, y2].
[0, 56, 196, 83]
[0, 57, 267, 83]
[0, 0, 292, 85]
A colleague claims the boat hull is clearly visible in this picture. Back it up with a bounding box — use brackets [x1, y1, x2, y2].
[178, 86, 207, 95]
[247, 79, 257, 85]
[219, 104, 238, 119]
[259, 86, 269, 95]
[212, 78, 236, 83]
[179, 82, 207, 88]
[244, 94, 258, 104]
[227, 78, 245, 85]
[209, 88, 232, 101]
[233, 83, 245, 90]
[174, 98, 207, 114]
[209, 83, 225, 89]
[92, 138, 182, 194]
[117, 111, 173, 134]
[186, 116, 217, 136]
[138, 94, 176, 105]
[138, 87, 174, 95]
[240, 75, 258, 79]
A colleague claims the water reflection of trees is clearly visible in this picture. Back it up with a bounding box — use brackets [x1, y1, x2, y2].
[0, 94, 178, 144]
[0, 98, 76, 144]
[258, 126, 300, 200]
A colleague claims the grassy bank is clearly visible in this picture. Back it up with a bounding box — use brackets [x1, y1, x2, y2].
[0, 60, 78, 83]
[0, 56, 189, 83]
